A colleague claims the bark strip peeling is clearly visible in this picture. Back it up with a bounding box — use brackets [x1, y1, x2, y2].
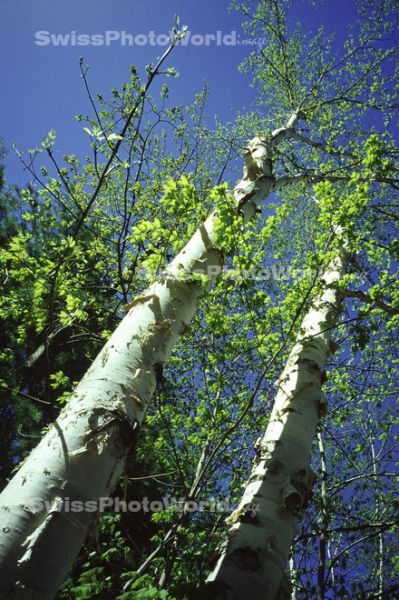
[205, 248, 346, 600]
[0, 112, 301, 599]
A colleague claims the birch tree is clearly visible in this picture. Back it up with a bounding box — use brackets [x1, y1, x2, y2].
[0, 1, 398, 598]
[203, 180, 363, 598]
[197, 0, 399, 595]
[0, 62, 307, 598]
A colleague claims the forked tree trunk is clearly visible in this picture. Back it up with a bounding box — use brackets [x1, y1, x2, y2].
[0, 113, 300, 599]
[205, 241, 346, 600]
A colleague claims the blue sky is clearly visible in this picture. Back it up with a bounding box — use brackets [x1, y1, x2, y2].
[0, 0, 359, 187]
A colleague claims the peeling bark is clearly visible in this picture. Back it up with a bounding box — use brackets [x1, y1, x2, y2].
[205, 249, 346, 600]
[0, 113, 301, 599]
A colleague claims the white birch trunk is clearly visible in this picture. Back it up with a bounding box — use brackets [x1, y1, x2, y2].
[0, 113, 300, 599]
[316, 427, 329, 600]
[206, 244, 346, 600]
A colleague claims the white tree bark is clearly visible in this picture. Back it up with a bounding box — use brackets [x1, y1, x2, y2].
[206, 242, 346, 600]
[0, 113, 301, 599]
[316, 427, 329, 600]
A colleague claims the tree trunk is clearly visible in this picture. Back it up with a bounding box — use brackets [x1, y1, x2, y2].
[316, 426, 329, 600]
[0, 113, 300, 600]
[205, 242, 346, 600]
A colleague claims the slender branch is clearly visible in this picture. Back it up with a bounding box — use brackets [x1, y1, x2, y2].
[72, 37, 178, 237]
[274, 172, 399, 190]
[4, 386, 51, 406]
[343, 289, 399, 316]
[289, 131, 355, 158]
